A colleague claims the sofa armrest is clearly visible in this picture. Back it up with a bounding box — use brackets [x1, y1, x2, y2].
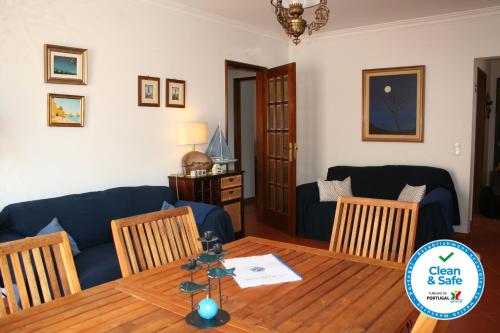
[296, 182, 320, 236]
[197, 209, 235, 245]
[415, 188, 455, 248]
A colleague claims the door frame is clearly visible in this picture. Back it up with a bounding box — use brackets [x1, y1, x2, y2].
[472, 67, 488, 214]
[225, 60, 266, 225]
[225, 60, 266, 142]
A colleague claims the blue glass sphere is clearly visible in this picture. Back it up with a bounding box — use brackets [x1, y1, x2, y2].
[198, 297, 218, 319]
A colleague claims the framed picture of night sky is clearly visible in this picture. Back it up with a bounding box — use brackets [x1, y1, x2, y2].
[362, 66, 425, 142]
[44, 44, 88, 85]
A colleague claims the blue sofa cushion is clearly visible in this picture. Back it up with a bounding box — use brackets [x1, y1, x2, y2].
[0, 186, 176, 250]
[37, 218, 81, 256]
[74, 242, 121, 290]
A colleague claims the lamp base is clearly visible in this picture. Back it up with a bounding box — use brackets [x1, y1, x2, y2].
[182, 151, 214, 175]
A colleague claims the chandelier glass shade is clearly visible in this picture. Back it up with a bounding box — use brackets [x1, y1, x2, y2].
[271, 0, 330, 45]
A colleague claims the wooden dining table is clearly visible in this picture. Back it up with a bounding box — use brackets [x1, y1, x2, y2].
[0, 236, 417, 332]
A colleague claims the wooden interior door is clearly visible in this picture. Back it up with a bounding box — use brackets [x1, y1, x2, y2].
[473, 68, 487, 213]
[256, 63, 296, 235]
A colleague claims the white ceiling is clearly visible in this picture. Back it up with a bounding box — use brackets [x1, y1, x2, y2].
[153, 0, 500, 35]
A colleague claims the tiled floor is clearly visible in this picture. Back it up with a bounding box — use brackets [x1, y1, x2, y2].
[244, 200, 500, 333]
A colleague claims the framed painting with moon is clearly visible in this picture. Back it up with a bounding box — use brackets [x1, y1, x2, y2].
[362, 66, 425, 142]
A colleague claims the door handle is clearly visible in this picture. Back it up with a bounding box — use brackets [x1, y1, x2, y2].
[289, 142, 293, 162]
[294, 143, 298, 161]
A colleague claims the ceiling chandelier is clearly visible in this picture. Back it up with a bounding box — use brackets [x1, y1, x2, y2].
[271, 0, 330, 45]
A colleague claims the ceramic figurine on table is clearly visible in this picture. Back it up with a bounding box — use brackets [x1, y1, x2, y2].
[180, 232, 233, 328]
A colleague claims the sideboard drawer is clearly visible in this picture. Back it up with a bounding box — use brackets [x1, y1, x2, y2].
[221, 175, 242, 189]
[221, 187, 242, 202]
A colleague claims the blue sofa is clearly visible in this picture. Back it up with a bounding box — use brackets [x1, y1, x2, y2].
[0, 186, 234, 289]
[297, 165, 460, 249]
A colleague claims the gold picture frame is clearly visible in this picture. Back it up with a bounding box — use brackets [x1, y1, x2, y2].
[138, 76, 160, 107]
[44, 44, 88, 85]
[362, 65, 425, 142]
[166, 79, 186, 108]
[48, 93, 85, 127]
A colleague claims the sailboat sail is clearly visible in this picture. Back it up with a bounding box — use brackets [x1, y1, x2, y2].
[206, 125, 237, 163]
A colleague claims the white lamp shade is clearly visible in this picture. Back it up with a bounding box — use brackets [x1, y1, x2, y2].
[177, 122, 209, 145]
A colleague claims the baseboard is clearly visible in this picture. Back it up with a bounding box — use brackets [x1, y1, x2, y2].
[244, 197, 256, 204]
[451, 231, 471, 241]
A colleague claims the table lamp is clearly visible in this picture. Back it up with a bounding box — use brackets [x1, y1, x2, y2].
[178, 122, 214, 175]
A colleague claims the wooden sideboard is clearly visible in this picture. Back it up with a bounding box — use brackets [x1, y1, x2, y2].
[168, 171, 244, 238]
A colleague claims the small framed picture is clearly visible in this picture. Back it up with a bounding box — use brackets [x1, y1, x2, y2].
[166, 79, 186, 108]
[44, 44, 88, 85]
[362, 65, 425, 142]
[48, 93, 85, 127]
[138, 76, 160, 107]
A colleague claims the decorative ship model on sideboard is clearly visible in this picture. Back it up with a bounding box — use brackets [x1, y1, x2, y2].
[205, 125, 237, 165]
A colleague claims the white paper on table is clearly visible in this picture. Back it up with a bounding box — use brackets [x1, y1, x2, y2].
[222, 253, 302, 288]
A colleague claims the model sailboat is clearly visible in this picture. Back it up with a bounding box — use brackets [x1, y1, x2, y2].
[205, 125, 237, 164]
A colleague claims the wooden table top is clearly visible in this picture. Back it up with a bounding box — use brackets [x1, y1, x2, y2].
[0, 236, 416, 333]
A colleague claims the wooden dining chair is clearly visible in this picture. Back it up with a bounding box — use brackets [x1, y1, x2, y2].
[111, 206, 202, 277]
[329, 196, 419, 265]
[412, 313, 449, 333]
[0, 231, 81, 317]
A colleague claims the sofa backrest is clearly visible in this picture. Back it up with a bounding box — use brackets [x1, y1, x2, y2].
[0, 186, 176, 250]
[326, 165, 456, 200]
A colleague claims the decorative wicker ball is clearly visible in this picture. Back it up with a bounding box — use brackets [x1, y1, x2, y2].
[182, 151, 214, 174]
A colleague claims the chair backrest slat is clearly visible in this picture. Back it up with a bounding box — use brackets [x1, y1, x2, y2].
[0, 232, 81, 317]
[383, 207, 396, 261]
[41, 245, 61, 298]
[355, 205, 368, 256]
[112, 206, 202, 277]
[21, 250, 41, 306]
[361, 205, 375, 257]
[156, 220, 174, 262]
[0, 256, 17, 313]
[31, 248, 52, 303]
[150, 221, 167, 265]
[10, 253, 30, 309]
[329, 196, 419, 265]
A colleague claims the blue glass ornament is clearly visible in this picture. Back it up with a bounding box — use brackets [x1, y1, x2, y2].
[198, 297, 218, 319]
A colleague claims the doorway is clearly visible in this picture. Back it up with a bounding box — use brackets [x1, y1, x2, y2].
[472, 57, 500, 217]
[225, 60, 265, 205]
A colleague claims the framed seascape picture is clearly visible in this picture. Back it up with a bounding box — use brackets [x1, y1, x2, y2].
[138, 76, 160, 107]
[362, 66, 425, 142]
[44, 44, 88, 85]
[48, 93, 84, 127]
[166, 79, 186, 108]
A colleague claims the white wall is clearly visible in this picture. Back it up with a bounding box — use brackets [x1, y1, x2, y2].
[240, 80, 256, 198]
[0, 0, 288, 209]
[290, 11, 500, 233]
